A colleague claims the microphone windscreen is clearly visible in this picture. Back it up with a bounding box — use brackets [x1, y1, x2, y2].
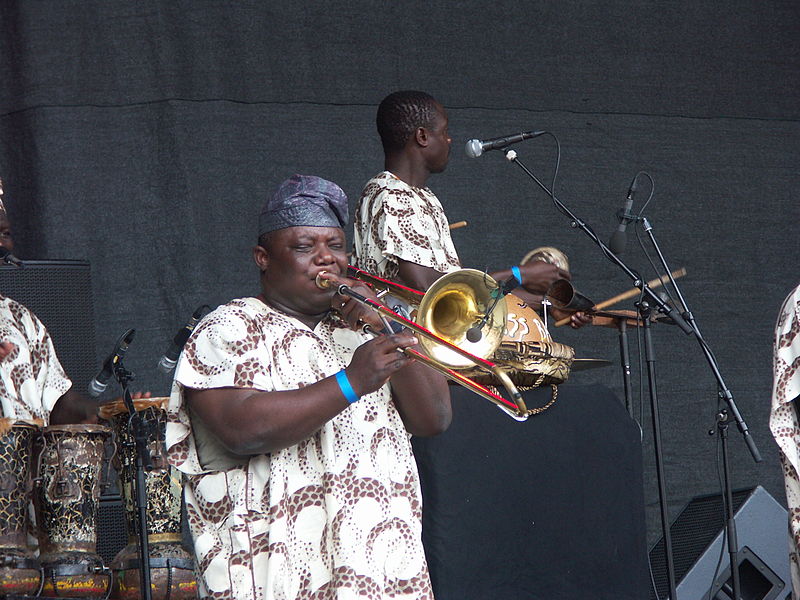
[157, 355, 178, 374]
[608, 230, 626, 255]
[466, 326, 483, 343]
[465, 139, 483, 159]
[88, 379, 107, 397]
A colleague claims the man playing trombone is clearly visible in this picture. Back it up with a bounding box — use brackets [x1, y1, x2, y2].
[353, 90, 592, 329]
[165, 174, 450, 600]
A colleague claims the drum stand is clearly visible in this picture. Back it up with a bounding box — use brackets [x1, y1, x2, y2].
[112, 360, 154, 600]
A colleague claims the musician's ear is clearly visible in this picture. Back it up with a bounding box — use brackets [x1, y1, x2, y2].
[253, 244, 269, 271]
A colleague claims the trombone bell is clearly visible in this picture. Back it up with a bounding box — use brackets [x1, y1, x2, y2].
[417, 269, 507, 369]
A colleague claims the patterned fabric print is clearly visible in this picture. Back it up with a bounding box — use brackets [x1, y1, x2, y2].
[352, 171, 461, 280]
[165, 297, 432, 600]
[769, 283, 800, 597]
[0, 296, 71, 422]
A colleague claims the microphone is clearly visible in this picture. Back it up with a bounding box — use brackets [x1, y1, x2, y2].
[157, 305, 207, 374]
[465, 275, 521, 343]
[89, 328, 135, 397]
[608, 176, 639, 255]
[0, 247, 23, 267]
[465, 131, 546, 158]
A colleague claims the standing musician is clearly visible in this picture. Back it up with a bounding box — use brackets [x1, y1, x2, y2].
[353, 90, 592, 329]
[165, 175, 450, 599]
[770, 281, 800, 594]
[0, 178, 95, 424]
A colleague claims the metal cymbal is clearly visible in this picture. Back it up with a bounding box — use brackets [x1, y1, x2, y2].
[571, 358, 613, 371]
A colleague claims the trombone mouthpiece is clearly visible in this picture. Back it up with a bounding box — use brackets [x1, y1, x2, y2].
[315, 271, 333, 289]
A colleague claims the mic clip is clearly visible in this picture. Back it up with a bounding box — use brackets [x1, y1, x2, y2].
[616, 209, 642, 224]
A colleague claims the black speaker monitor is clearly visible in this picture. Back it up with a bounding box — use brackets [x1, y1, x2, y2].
[649, 485, 791, 600]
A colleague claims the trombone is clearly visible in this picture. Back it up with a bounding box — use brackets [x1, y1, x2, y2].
[316, 268, 533, 421]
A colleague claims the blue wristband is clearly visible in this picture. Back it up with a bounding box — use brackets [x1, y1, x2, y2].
[335, 369, 360, 404]
[511, 265, 522, 285]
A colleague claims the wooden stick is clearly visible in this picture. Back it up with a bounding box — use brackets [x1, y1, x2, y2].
[448, 220, 468, 230]
[554, 267, 687, 327]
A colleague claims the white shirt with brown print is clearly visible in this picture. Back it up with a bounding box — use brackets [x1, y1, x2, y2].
[166, 297, 433, 600]
[770, 283, 800, 596]
[0, 295, 71, 422]
[353, 171, 461, 280]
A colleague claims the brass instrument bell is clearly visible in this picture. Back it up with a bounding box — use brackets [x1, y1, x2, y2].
[417, 269, 507, 369]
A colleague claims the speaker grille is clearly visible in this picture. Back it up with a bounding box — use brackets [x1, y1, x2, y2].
[0, 260, 96, 397]
[649, 487, 756, 599]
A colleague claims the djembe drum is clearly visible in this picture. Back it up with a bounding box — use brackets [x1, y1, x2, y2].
[34, 423, 113, 598]
[98, 397, 196, 600]
[0, 418, 42, 596]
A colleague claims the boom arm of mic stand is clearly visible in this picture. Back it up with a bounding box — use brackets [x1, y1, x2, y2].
[504, 149, 691, 600]
[641, 218, 762, 463]
[505, 149, 760, 463]
[503, 150, 693, 335]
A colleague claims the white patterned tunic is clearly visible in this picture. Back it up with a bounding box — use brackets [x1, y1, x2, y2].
[165, 297, 432, 600]
[0, 295, 71, 422]
[353, 171, 461, 279]
[770, 283, 800, 596]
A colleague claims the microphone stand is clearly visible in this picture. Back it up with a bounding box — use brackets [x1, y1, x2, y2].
[113, 359, 153, 600]
[618, 318, 634, 418]
[503, 148, 693, 600]
[640, 216, 761, 600]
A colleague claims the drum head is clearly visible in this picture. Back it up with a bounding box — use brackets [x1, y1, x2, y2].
[97, 397, 168, 421]
[41, 423, 112, 435]
[0, 418, 42, 436]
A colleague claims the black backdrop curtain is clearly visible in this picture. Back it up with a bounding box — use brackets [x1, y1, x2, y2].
[1, 0, 798, 558]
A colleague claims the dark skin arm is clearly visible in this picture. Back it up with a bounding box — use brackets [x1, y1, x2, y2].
[50, 388, 98, 424]
[388, 356, 451, 436]
[332, 280, 452, 437]
[186, 331, 451, 456]
[397, 258, 592, 328]
[398, 258, 567, 295]
[50, 389, 153, 425]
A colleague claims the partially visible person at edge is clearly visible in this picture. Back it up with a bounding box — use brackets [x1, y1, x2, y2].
[352, 89, 593, 328]
[770, 282, 800, 596]
[165, 175, 450, 599]
[0, 177, 96, 424]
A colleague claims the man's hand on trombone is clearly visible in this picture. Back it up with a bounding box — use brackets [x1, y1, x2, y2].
[321, 272, 452, 437]
[329, 275, 393, 334]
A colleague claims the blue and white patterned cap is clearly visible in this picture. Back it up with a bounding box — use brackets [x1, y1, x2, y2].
[259, 175, 348, 235]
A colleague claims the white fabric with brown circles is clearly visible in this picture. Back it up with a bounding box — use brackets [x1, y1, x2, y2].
[0, 295, 71, 422]
[769, 283, 800, 596]
[353, 171, 461, 280]
[165, 297, 432, 599]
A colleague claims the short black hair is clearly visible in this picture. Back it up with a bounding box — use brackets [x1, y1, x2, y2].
[376, 91, 440, 153]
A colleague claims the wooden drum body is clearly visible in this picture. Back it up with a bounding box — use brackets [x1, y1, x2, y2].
[34, 423, 112, 598]
[0, 419, 42, 596]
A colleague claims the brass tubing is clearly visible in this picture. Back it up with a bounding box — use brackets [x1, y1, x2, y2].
[316, 271, 529, 420]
